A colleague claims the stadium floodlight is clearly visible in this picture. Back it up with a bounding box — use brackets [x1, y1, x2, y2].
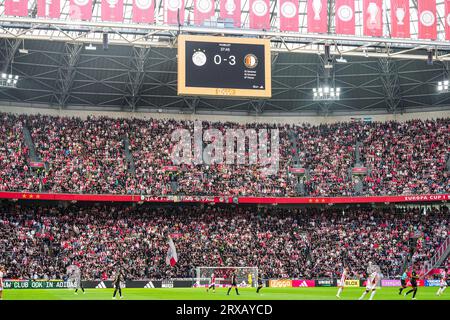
[313, 86, 341, 101]
[437, 80, 449, 93]
[0, 73, 19, 88]
[336, 56, 347, 63]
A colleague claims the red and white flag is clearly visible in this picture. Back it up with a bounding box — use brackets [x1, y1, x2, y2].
[37, 0, 61, 19]
[101, 0, 124, 22]
[165, 0, 185, 25]
[279, 0, 298, 32]
[307, 0, 327, 33]
[390, 0, 410, 38]
[166, 237, 178, 267]
[249, 0, 270, 30]
[335, 0, 355, 35]
[194, 0, 215, 26]
[363, 0, 382, 37]
[445, 0, 450, 40]
[132, 0, 154, 23]
[70, 0, 93, 20]
[417, 0, 437, 40]
[220, 0, 241, 27]
[4, 0, 28, 17]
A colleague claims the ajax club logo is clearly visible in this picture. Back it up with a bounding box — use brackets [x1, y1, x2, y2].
[281, 1, 297, 19]
[192, 49, 207, 67]
[337, 5, 353, 22]
[252, 0, 268, 17]
[135, 0, 153, 10]
[420, 10, 435, 27]
[197, 0, 213, 13]
[167, 0, 182, 11]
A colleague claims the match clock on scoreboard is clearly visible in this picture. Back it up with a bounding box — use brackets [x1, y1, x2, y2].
[177, 35, 271, 98]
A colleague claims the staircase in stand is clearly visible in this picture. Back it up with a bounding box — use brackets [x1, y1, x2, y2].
[22, 126, 41, 163]
[123, 135, 136, 177]
[23, 126, 48, 171]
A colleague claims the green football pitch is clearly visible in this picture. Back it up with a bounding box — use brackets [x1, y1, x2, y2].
[3, 287, 450, 300]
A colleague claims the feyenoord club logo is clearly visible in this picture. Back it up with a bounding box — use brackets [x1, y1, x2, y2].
[74, 0, 89, 6]
[135, 0, 152, 10]
[281, 1, 297, 19]
[252, 0, 268, 17]
[244, 54, 258, 69]
[197, 0, 213, 13]
[337, 5, 353, 22]
[420, 10, 435, 27]
[192, 50, 207, 67]
[167, 0, 182, 11]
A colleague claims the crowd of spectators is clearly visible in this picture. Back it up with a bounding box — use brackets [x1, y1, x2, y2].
[0, 203, 448, 280]
[0, 114, 39, 192]
[0, 112, 448, 197]
[27, 115, 130, 194]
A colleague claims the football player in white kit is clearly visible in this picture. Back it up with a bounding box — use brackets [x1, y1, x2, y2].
[0, 265, 5, 300]
[336, 266, 349, 299]
[359, 262, 381, 300]
[436, 268, 448, 296]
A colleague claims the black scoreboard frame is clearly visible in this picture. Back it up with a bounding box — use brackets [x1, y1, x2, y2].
[177, 35, 272, 98]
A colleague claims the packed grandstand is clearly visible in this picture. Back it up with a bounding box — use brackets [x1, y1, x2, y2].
[0, 111, 449, 284]
[0, 113, 448, 196]
[0, 203, 448, 281]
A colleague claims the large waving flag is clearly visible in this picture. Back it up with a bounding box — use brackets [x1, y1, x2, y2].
[166, 237, 178, 267]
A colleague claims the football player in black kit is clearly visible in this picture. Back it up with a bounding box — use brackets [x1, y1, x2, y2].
[226, 271, 240, 296]
[404, 267, 420, 300]
[112, 269, 124, 299]
[256, 273, 263, 294]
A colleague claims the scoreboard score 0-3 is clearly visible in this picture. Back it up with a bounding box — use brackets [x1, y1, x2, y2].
[177, 35, 271, 98]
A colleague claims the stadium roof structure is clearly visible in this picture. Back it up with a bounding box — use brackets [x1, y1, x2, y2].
[1, 0, 450, 116]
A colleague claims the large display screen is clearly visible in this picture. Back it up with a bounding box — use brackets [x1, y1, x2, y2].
[178, 35, 271, 98]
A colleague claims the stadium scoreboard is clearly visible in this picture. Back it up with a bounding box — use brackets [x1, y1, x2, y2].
[177, 35, 271, 98]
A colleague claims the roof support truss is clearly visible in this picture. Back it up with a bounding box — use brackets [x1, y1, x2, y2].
[124, 46, 152, 112]
[55, 42, 82, 109]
